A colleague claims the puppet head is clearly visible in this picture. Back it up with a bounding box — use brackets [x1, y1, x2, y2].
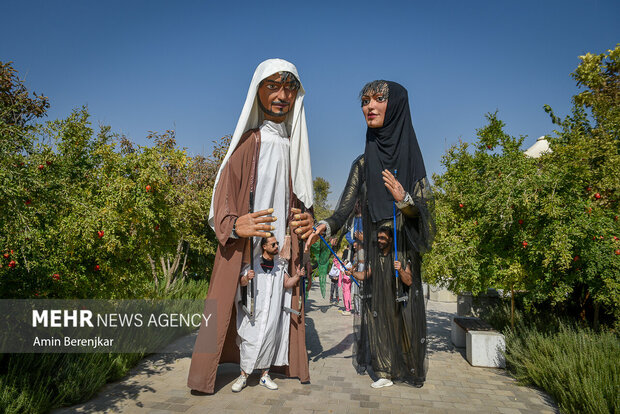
[360, 80, 389, 128]
[257, 71, 300, 123]
[208, 58, 314, 230]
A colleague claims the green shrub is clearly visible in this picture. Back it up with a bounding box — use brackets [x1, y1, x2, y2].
[0, 353, 144, 413]
[0, 278, 208, 413]
[425, 45, 620, 325]
[503, 321, 619, 414]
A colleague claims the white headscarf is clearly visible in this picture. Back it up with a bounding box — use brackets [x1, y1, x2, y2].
[208, 58, 314, 229]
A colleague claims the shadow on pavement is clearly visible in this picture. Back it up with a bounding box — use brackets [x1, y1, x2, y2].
[311, 333, 354, 362]
[426, 307, 466, 358]
[304, 302, 322, 361]
[54, 333, 197, 412]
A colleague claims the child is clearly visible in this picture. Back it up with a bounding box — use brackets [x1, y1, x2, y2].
[339, 261, 353, 315]
[328, 256, 340, 304]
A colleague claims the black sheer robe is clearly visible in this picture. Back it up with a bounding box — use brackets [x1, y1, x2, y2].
[323, 155, 434, 386]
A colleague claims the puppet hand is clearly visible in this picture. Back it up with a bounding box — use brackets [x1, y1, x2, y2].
[382, 170, 406, 202]
[290, 208, 314, 240]
[296, 264, 306, 277]
[304, 223, 326, 252]
[394, 261, 402, 271]
[235, 208, 276, 238]
[247, 270, 255, 280]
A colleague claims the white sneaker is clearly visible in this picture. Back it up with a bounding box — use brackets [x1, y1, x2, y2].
[342, 311, 351, 315]
[371, 378, 394, 389]
[231, 374, 247, 392]
[259, 374, 278, 390]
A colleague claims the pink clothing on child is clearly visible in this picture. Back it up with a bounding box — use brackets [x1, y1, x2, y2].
[341, 279, 352, 311]
[337, 260, 352, 312]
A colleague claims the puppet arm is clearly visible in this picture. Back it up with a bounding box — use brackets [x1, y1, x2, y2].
[395, 192, 420, 218]
[213, 132, 276, 244]
[323, 155, 364, 237]
[306, 156, 363, 252]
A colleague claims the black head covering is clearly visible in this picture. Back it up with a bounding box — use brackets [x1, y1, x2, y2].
[364, 81, 427, 222]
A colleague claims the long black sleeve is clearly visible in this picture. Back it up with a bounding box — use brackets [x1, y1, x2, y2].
[325, 155, 364, 235]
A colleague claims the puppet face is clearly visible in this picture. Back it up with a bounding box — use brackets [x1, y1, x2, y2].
[377, 231, 391, 253]
[361, 91, 388, 128]
[257, 72, 299, 123]
[263, 236, 280, 256]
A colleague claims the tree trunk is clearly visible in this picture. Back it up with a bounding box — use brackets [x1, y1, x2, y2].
[148, 254, 159, 289]
[510, 285, 515, 331]
[180, 242, 189, 282]
[159, 238, 185, 292]
[160, 255, 169, 280]
[164, 239, 184, 290]
[580, 290, 590, 323]
[593, 301, 600, 331]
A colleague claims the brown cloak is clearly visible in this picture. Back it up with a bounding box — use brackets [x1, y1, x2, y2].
[187, 129, 310, 394]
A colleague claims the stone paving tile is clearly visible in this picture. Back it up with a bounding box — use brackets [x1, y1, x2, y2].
[165, 404, 191, 412]
[52, 282, 559, 414]
[497, 408, 523, 414]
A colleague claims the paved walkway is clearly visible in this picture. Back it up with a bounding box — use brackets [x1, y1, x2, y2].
[53, 282, 558, 414]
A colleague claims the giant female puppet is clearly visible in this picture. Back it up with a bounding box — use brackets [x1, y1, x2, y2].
[188, 59, 314, 394]
[307, 80, 434, 389]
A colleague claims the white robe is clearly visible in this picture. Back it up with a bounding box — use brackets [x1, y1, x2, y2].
[235, 120, 292, 373]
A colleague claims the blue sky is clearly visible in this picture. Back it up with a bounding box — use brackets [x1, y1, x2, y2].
[2, 1, 618, 206]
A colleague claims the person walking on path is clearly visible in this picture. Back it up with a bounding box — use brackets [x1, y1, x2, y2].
[311, 234, 333, 298]
[351, 239, 364, 315]
[327, 242, 341, 305]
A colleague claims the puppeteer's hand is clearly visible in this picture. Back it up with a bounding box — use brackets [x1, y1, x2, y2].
[395, 262, 413, 286]
[240, 270, 255, 286]
[235, 208, 276, 238]
[296, 264, 306, 278]
[354, 231, 364, 242]
[290, 208, 314, 240]
[304, 223, 326, 253]
[382, 170, 406, 202]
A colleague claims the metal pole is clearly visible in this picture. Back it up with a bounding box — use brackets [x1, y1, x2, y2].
[240, 191, 256, 319]
[312, 226, 360, 287]
[298, 205, 306, 314]
[393, 170, 407, 304]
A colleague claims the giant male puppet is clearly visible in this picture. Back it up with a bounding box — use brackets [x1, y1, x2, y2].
[188, 59, 314, 394]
